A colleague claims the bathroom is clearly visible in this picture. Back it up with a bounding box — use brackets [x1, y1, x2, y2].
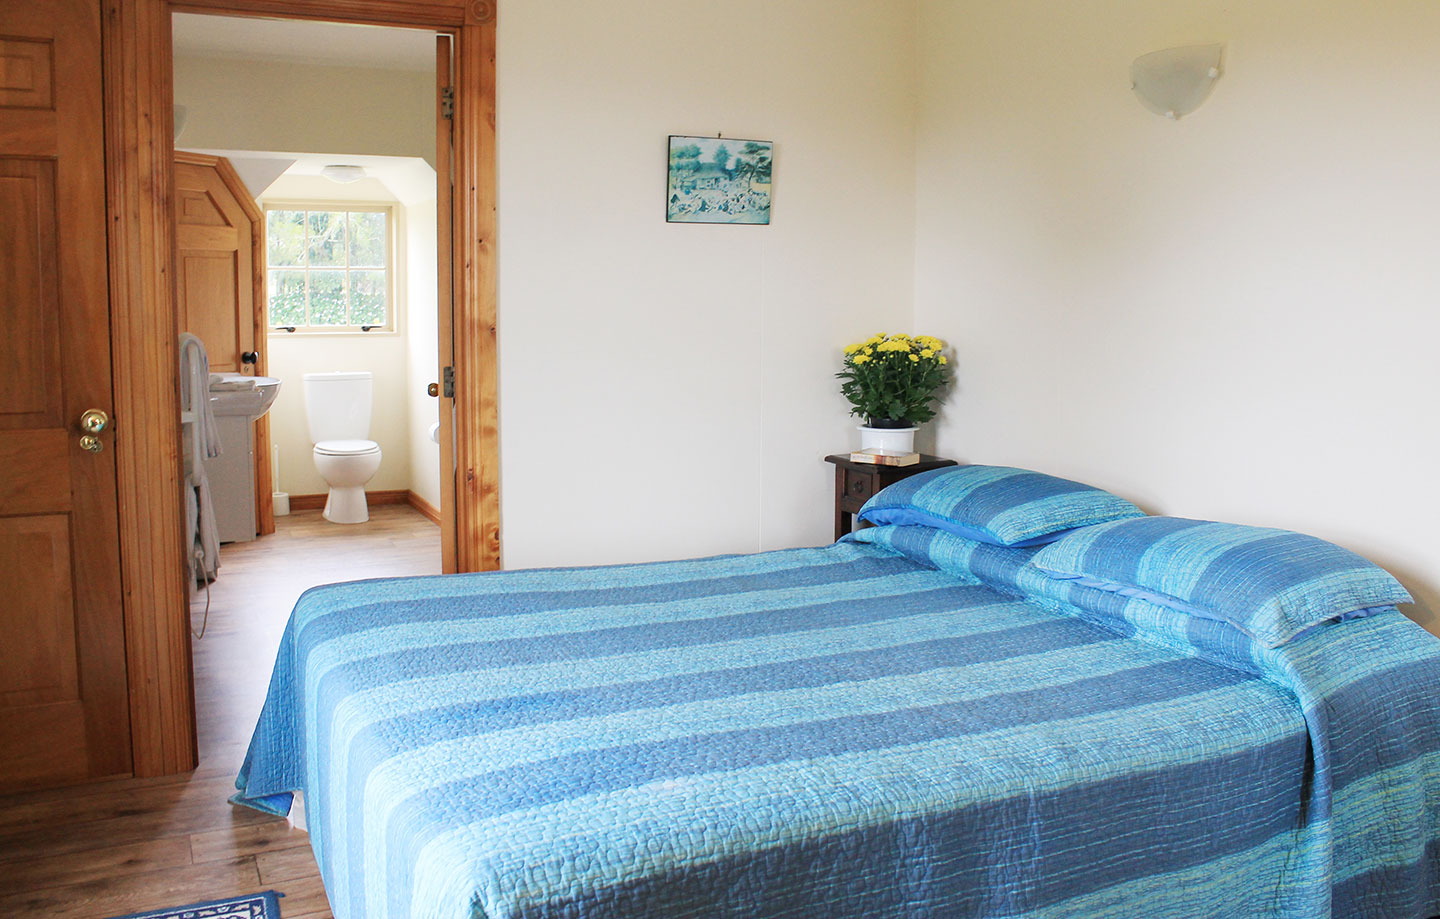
[173, 16, 450, 643]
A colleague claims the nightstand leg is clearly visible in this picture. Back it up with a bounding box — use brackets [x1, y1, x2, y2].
[833, 469, 849, 541]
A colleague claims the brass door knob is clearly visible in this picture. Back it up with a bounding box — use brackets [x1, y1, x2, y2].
[427, 383, 440, 397]
[80, 434, 103, 453]
[80, 408, 109, 434]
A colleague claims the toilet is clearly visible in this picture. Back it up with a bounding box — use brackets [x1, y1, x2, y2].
[303, 371, 383, 524]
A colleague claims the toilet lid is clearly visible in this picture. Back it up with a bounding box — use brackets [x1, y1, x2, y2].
[315, 439, 380, 456]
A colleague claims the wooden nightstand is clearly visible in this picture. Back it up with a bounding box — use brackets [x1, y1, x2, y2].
[825, 454, 958, 540]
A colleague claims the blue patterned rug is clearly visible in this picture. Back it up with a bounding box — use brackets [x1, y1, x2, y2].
[106, 890, 283, 919]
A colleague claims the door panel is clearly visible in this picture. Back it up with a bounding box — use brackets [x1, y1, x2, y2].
[174, 154, 254, 375]
[0, 0, 132, 791]
[0, 161, 63, 424]
[180, 253, 242, 369]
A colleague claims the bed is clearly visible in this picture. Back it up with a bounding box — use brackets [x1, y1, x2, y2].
[235, 468, 1440, 919]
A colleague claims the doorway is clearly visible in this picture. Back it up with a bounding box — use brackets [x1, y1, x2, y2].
[102, 0, 498, 780]
[171, 12, 450, 783]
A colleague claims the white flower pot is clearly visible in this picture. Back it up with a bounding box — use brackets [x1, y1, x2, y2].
[858, 425, 918, 454]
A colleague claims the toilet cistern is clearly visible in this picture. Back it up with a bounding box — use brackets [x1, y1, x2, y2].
[302, 371, 382, 524]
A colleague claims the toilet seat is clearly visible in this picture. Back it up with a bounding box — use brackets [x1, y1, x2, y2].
[314, 439, 380, 456]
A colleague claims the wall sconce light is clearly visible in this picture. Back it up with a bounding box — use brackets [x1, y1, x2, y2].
[173, 105, 188, 142]
[321, 164, 366, 184]
[1130, 44, 1224, 120]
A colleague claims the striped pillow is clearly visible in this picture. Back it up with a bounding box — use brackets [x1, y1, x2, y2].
[857, 465, 1144, 547]
[1032, 516, 1414, 646]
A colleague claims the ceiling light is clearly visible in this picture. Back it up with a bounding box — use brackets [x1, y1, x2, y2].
[321, 164, 366, 184]
[1130, 44, 1225, 120]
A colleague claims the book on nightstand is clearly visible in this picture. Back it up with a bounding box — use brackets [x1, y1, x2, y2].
[849, 449, 921, 466]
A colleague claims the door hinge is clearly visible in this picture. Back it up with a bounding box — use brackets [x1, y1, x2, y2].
[442, 365, 455, 399]
[440, 86, 455, 120]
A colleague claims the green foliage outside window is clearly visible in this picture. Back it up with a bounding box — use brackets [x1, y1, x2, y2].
[266, 208, 389, 329]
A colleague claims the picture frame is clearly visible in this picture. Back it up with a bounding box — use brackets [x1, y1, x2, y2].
[666, 135, 773, 225]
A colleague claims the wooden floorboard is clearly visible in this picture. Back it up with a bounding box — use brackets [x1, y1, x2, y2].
[0, 506, 439, 918]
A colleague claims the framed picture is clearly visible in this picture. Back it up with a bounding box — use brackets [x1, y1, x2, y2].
[666, 135, 772, 225]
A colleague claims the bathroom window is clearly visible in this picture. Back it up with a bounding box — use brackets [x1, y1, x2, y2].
[265, 205, 394, 332]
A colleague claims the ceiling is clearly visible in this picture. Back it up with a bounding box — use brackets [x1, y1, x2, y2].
[184, 149, 437, 203]
[172, 13, 435, 72]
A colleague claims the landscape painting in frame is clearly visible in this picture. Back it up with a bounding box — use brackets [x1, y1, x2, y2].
[667, 135, 772, 225]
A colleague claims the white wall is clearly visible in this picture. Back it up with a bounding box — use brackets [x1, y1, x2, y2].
[260, 176, 413, 498]
[405, 197, 442, 510]
[173, 55, 435, 166]
[913, 0, 1440, 629]
[496, 0, 918, 568]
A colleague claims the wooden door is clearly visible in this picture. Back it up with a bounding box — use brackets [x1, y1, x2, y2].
[0, 0, 132, 790]
[174, 151, 273, 535]
[436, 35, 459, 572]
[174, 152, 258, 374]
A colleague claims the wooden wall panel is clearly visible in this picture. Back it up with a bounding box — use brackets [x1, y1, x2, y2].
[103, 0, 198, 777]
[453, 8, 500, 572]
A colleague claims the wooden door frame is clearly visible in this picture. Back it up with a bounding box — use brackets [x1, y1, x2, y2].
[103, 0, 499, 776]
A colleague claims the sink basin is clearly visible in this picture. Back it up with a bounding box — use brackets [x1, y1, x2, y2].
[209, 374, 282, 419]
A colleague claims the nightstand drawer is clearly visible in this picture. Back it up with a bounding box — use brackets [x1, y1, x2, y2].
[841, 470, 877, 509]
[825, 453, 958, 541]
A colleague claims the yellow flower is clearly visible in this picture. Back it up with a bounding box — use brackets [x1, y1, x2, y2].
[863, 347, 873, 356]
[920, 349, 934, 359]
[852, 354, 871, 364]
[844, 343, 862, 355]
[938, 356, 948, 365]
[909, 354, 919, 362]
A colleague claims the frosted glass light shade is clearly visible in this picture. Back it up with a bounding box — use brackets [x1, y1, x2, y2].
[321, 164, 366, 184]
[173, 105, 188, 142]
[1130, 44, 1224, 120]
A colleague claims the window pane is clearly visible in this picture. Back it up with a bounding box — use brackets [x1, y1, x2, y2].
[308, 270, 348, 324]
[268, 270, 307, 326]
[307, 211, 347, 267]
[348, 212, 386, 268]
[267, 211, 306, 267]
[350, 270, 387, 326]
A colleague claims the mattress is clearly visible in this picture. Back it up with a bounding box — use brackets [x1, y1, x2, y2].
[234, 525, 1440, 919]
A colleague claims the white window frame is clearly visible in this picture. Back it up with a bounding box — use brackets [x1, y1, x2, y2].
[263, 202, 398, 335]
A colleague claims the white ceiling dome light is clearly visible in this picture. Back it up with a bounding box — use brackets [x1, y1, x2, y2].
[1130, 44, 1225, 120]
[321, 164, 367, 184]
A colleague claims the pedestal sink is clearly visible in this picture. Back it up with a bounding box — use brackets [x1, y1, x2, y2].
[205, 374, 282, 543]
[208, 374, 282, 418]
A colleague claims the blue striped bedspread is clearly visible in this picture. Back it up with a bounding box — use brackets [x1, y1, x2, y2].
[234, 527, 1440, 919]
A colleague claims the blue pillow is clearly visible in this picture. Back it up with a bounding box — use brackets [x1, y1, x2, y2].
[857, 465, 1144, 547]
[1031, 516, 1413, 647]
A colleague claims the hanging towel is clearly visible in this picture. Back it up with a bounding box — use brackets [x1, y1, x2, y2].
[180, 333, 222, 586]
[180, 333, 222, 460]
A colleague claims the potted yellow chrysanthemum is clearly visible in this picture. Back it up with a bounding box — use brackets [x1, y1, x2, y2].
[837, 333, 951, 453]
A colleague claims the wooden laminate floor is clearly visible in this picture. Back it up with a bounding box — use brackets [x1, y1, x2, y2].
[0, 505, 441, 919]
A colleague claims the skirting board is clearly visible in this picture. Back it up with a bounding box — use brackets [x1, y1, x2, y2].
[289, 490, 442, 526]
